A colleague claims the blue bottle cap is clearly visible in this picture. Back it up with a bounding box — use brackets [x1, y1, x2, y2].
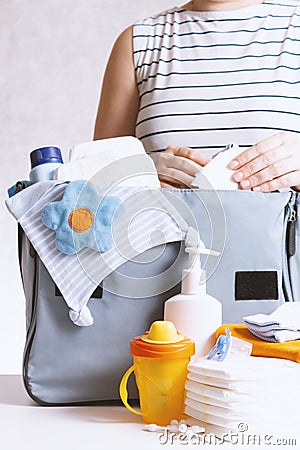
[30, 146, 63, 169]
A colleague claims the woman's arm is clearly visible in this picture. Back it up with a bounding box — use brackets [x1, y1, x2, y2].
[93, 25, 210, 188]
[93, 26, 139, 140]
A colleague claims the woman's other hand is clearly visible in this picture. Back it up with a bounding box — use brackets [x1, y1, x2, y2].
[228, 132, 300, 192]
[151, 146, 211, 188]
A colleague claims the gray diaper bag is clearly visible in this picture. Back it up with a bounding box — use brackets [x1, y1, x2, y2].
[18, 188, 299, 405]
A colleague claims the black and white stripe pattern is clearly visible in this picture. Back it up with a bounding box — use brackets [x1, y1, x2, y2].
[133, 1, 300, 155]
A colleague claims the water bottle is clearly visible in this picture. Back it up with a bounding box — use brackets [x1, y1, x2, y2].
[29, 146, 63, 183]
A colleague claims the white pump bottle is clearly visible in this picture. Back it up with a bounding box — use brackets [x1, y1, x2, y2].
[164, 232, 222, 360]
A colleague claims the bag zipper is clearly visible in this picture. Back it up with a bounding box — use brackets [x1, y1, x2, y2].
[286, 203, 297, 257]
[284, 192, 298, 301]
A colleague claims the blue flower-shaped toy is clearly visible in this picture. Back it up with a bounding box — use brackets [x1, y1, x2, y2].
[42, 180, 121, 255]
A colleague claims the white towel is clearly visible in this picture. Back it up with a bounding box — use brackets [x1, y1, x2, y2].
[55, 137, 161, 190]
[243, 303, 300, 342]
[6, 182, 189, 326]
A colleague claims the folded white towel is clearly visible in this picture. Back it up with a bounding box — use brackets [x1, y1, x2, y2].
[56, 136, 160, 190]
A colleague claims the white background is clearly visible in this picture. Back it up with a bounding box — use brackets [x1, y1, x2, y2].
[1, 6, 299, 448]
[1, 0, 176, 374]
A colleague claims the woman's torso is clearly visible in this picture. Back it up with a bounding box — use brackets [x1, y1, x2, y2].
[133, 0, 300, 156]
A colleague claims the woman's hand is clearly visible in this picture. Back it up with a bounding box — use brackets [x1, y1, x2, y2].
[151, 146, 211, 188]
[228, 132, 300, 192]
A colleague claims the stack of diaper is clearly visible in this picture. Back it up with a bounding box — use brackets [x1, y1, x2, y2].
[184, 356, 300, 439]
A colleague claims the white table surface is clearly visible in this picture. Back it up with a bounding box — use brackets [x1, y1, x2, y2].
[0, 375, 163, 450]
[0, 375, 298, 450]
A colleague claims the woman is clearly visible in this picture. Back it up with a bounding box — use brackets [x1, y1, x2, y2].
[94, 0, 300, 191]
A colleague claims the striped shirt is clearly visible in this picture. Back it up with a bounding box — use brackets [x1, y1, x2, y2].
[133, 1, 300, 155]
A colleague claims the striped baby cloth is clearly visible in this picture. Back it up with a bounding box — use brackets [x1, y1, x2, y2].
[6, 181, 189, 326]
[243, 303, 300, 343]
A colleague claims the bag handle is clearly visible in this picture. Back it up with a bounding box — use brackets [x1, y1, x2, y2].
[119, 365, 143, 416]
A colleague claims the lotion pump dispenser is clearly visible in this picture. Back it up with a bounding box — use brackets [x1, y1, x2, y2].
[164, 230, 222, 359]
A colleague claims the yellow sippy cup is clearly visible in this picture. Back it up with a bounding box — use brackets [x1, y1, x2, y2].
[119, 320, 195, 426]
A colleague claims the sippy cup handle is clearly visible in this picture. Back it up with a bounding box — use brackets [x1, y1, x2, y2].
[119, 365, 143, 416]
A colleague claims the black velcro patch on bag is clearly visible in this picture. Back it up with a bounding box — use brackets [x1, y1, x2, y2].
[235, 271, 278, 301]
[55, 284, 103, 299]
